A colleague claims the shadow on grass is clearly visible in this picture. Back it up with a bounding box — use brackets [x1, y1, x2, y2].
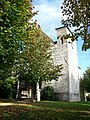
[0, 101, 90, 120]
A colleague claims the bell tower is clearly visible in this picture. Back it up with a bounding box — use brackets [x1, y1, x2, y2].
[51, 26, 80, 101]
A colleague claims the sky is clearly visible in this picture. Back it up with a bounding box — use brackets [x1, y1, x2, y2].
[32, 0, 90, 75]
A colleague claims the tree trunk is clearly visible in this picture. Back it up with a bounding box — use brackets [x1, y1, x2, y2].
[16, 80, 20, 99]
[36, 82, 40, 102]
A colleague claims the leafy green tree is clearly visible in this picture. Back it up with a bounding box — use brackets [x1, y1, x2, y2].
[0, 0, 35, 80]
[16, 26, 63, 85]
[0, 76, 17, 99]
[80, 67, 90, 92]
[15, 26, 63, 101]
[0, 0, 63, 99]
[0, 0, 37, 99]
[12, 25, 63, 100]
[61, 0, 90, 50]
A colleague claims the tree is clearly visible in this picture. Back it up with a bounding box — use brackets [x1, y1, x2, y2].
[0, 0, 37, 99]
[0, 0, 35, 80]
[0, 0, 63, 99]
[18, 26, 63, 84]
[0, 76, 17, 99]
[80, 66, 90, 92]
[61, 0, 90, 50]
[14, 25, 63, 101]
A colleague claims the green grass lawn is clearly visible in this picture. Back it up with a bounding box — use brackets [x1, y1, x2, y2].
[0, 100, 90, 120]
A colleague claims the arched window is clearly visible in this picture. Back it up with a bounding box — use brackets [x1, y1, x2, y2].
[61, 37, 63, 44]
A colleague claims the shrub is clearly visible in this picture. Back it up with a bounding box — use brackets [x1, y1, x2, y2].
[41, 86, 55, 100]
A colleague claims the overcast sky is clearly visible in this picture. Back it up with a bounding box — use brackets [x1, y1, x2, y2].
[33, 0, 90, 75]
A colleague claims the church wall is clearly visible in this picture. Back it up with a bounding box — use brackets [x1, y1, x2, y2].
[52, 27, 80, 101]
[42, 26, 80, 102]
[67, 38, 80, 101]
[51, 28, 70, 101]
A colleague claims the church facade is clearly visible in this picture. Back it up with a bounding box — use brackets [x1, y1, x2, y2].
[42, 26, 80, 102]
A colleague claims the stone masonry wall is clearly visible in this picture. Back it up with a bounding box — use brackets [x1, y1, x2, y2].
[51, 27, 80, 101]
[42, 26, 80, 102]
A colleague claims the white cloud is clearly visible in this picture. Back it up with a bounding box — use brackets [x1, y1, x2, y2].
[33, 0, 63, 40]
[34, 3, 61, 25]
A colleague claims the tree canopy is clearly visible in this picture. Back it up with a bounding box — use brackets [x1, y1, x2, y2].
[0, 0, 36, 80]
[80, 66, 90, 92]
[16, 26, 63, 85]
[61, 0, 90, 50]
[0, 0, 36, 98]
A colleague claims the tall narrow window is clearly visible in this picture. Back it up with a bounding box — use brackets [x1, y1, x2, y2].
[61, 37, 63, 44]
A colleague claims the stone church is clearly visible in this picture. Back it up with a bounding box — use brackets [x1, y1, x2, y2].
[18, 26, 80, 102]
[42, 26, 80, 102]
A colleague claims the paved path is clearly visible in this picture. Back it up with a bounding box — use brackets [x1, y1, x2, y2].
[0, 101, 32, 106]
[0, 102, 13, 106]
